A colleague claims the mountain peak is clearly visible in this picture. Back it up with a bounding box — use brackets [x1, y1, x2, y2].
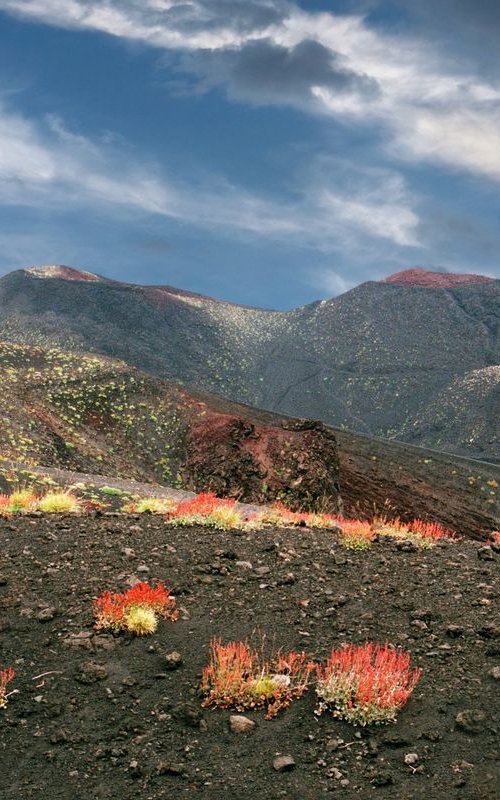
[382, 268, 495, 288]
[24, 265, 105, 282]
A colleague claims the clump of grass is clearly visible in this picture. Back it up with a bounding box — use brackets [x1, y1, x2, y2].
[123, 497, 175, 514]
[93, 580, 178, 636]
[0, 667, 15, 708]
[100, 485, 128, 497]
[167, 493, 245, 530]
[5, 489, 37, 512]
[35, 491, 81, 513]
[201, 638, 315, 719]
[337, 518, 375, 549]
[256, 502, 338, 530]
[316, 642, 421, 726]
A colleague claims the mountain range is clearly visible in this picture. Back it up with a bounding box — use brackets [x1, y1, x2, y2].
[0, 264, 498, 462]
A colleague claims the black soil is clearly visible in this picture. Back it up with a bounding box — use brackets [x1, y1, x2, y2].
[0, 515, 499, 800]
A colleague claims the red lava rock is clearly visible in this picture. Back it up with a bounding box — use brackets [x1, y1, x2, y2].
[183, 410, 341, 511]
[382, 268, 495, 288]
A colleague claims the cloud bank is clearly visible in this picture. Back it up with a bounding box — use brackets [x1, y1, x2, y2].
[1, 0, 500, 181]
[0, 99, 420, 252]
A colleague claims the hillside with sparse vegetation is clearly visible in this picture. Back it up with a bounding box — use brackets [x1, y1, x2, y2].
[0, 265, 498, 462]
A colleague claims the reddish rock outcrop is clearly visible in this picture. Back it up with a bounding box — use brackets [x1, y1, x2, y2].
[382, 268, 495, 288]
[182, 408, 341, 512]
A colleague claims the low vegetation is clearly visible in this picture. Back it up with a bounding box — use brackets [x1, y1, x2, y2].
[0, 486, 469, 546]
[201, 638, 315, 719]
[315, 642, 422, 726]
[0, 667, 15, 709]
[0, 490, 80, 514]
[93, 580, 178, 636]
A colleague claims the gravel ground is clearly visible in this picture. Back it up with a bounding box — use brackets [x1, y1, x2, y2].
[0, 514, 499, 800]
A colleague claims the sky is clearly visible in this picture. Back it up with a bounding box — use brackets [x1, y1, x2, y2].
[0, 0, 499, 308]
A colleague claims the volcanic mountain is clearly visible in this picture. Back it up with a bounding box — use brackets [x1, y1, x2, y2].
[0, 264, 499, 462]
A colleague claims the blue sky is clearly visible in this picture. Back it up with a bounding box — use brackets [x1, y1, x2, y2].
[0, 0, 499, 308]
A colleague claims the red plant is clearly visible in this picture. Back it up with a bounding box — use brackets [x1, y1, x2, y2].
[0, 667, 15, 708]
[93, 580, 178, 633]
[202, 638, 315, 719]
[85, 499, 108, 512]
[408, 519, 455, 540]
[316, 642, 421, 725]
[168, 492, 236, 518]
[0, 495, 11, 514]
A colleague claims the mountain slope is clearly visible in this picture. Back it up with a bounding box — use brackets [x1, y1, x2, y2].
[0, 341, 341, 511]
[0, 340, 498, 537]
[0, 264, 499, 461]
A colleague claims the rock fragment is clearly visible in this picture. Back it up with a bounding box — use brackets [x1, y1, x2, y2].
[273, 755, 296, 772]
[455, 709, 486, 734]
[229, 715, 256, 733]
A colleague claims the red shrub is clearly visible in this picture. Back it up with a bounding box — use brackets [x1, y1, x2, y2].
[408, 519, 455, 540]
[168, 492, 236, 518]
[202, 638, 315, 719]
[93, 580, 178, 632]
[316, 642, 421, 725]
[0, 667, 15, 708]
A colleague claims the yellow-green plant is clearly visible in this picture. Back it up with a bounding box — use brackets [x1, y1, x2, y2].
[36, 491, 81, 513]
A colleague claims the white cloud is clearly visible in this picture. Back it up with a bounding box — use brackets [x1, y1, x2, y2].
[1, 0, 499, 182]
[392, 108, 500, 181]
[313, 270, 355, 297]
[0, 99, 420, 251]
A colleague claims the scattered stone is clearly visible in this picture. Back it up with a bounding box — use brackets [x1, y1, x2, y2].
[411, 608, 432, 621]
[156, 761, 187, 777]
[122, 548, 135, 559]
[488, 666, 500, 680]
[64, 632, 94, 651]
[370, 771, 393, 786]
[404, 753, 419, 765]
[93, 635, 117, 651]
[74, 662, 108, 685]
[366, 738, 379, 757]
[254, 566, 271, 576]
[173, 702, 204, 728]
[36, 607, 56, 622]
[477, 623, 500, 639]
[164, 651, 183, 670]
[477, 546, 495, 561]
[127, 760, 142, 779]
[235, 561, 253, 571]
[137, 564, 150, 573]
[455, 709, 486, 734]
[229, 715, 256, 733]
[50, 729, 69, 745]
[273, 755, 296, 772]
[446, 624, 464, 638]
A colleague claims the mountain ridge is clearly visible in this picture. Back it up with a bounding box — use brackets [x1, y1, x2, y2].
[0, 264, 498, 462]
